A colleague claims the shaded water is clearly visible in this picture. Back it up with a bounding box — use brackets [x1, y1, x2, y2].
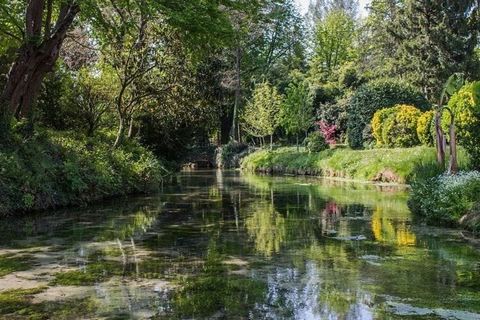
[0, 170, 479, 319]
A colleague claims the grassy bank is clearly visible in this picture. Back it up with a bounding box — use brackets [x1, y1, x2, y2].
[241, 146, 469, 184]
[0, 128, 169, 216]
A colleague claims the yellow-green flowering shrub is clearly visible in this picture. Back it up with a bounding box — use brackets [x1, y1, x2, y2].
[416, 110, 435, 146]
[371, 105, 422, 147]
[444, 82, 480, 169]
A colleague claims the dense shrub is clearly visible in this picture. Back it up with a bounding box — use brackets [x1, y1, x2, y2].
[371, 107, 397, 146]
[371, 105, 422, 147]
[409, 171, 480, 230]
[304, 131, 329, 153]
[444, 82, 480, 169]
[416, 110, 435, 146]
[347, 79, 429, 149]
[0, 128, 168, 215]
[382, 105, 422, 147]
[316, 95, 349, 143]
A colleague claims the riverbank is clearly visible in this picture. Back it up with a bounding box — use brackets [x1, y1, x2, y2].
[241, 146, 479, 232]
[0, 128, 169, 216]
[241, 146, 467, 184]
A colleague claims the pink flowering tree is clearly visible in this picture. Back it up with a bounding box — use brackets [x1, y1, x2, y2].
[316, 121, 337, 146]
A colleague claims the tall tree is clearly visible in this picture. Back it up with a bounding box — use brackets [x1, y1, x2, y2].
[280, 73, 314, 150]
[242, 81, 283, 149]
[0, 0, 235, 135]
[364, 0, 480, 100]
[310, 9, 356, 78]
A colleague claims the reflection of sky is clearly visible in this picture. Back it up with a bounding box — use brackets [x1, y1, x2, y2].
[254, 261, 374, 319]
[294, 0, 371, 17]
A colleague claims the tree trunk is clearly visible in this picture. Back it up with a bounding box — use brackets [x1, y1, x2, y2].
[447, 110, 458, 175]
[270, 134, 273, 150]
[0, 2, 79, 125]
[434, 110, 445, 168]
[114, 118, 125, 149]
[296, 134, 299, 152]
[127, 118, 134, 138]
[230, 46, 242, 141]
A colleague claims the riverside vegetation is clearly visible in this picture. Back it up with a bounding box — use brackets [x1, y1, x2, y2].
[1, 2, 480, 229]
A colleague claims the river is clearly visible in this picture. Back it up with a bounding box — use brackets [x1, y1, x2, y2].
[0, 170, 479, 319]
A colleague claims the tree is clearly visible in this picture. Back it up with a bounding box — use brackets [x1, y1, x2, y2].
[280, 73, 314, 150]
[0, 0, 235, 137]
[224, 0, 305, 142]
[308, 0, 360, 22]
[242, 81, 283, 149]
[0, 0, 79, 131]
[310, 9, 356, 79]
[364, 0, 480, 101]
[72, 66, 116, 137]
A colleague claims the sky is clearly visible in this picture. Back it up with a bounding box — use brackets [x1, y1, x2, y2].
[294, 0, 371, 17]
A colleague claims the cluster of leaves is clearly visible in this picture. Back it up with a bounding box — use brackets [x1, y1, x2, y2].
[242, 81, 283, 143]
[371, 105, 422, 148]
[317, 121, 337, 145]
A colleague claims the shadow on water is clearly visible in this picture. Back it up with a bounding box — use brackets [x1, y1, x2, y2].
[0, 170, 479, 319]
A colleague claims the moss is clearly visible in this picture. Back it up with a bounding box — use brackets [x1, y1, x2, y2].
[0, 287, 46, 316]
[0, 287, 97, 319]
[51, 256, 168, 286]
[0, 254, 35, 277]
[51, 261, 120, 286]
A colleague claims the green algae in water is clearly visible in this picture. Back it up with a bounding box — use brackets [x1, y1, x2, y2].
[0, 287, 98, 320]
[168, 243, 266, 319]
[0, 254, 35, 277]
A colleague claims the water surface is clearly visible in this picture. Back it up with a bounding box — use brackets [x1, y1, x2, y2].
[0, 170, 479, 319]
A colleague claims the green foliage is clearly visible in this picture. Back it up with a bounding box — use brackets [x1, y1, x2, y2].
[373, 105, 422, 148]
[0, 128, 168, 216]
[280, 75, 314, 139]
[347, 79, 429, 149]
[304, 131, 329, 153]
[444, 82, 480, 169]
[416, 110, 435, 146]
[311, 9, 356, 77]
[242, 81, 283, 139]
[409, 171, 480, 230]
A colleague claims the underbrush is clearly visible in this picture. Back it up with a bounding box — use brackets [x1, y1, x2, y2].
[409, 171, 480, 231]
[0, 127, 169, 215]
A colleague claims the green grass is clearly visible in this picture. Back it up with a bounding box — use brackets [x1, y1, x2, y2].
[241, 146, 470, 184]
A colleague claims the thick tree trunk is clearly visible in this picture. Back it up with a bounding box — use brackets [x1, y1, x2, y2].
[0, 2, 79, 125]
